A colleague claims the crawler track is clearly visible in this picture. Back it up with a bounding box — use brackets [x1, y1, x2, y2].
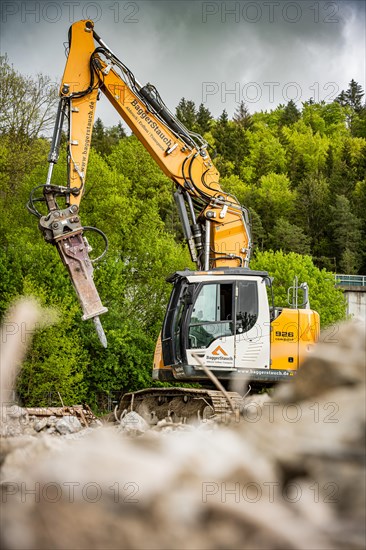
[117, 387, 245, 424]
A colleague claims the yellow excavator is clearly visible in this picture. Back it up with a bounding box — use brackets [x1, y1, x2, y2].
[28, 20, 319, 420]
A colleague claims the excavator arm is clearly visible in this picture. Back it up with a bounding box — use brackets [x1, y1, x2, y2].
[28, 19, 252, 346]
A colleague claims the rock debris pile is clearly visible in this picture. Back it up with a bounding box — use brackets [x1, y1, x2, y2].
[0, 300, 365, 549]
[0, 406, 100, 438]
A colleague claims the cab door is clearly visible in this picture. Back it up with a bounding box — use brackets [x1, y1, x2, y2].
[234, 278, 271, 372]
[184, 277, 270, 373]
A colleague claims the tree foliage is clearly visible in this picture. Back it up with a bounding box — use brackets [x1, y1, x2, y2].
[336, 79, 365, 113]
[251, 251, 346, 328]
[0, 55, 58, 140]
[336, 80, 366, 138]
[329, 195, 363, 273]
[233, 101, 253, 129]
[91, 118, 126, 156]
[280, 100, 301, 127]
[1, 58, 363, 409]
[176, 98, 197, 130]
[195, 103, 213, 134]
[0, 133, 191, 408]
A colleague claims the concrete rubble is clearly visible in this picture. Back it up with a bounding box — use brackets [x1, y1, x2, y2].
[0, 404, 101, 438]
[0, 299, 365, 549]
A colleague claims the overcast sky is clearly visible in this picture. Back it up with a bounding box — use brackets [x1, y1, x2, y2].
[1, 0, 365, 128]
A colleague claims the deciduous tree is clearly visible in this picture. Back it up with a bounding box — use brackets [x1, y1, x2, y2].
[251, 251, 346, 327]
[0, 54, 58, 140]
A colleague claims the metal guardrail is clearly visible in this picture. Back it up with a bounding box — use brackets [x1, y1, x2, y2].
[335, 274, 366, 287]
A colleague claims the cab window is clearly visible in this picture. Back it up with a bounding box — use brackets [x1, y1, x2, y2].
[188, 283, 233, 349]
[236, 281, 258, 334]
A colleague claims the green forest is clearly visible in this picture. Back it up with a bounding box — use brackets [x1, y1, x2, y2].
[1, 55, 365, 409]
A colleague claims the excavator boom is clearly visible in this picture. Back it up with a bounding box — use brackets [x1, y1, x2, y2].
[56, 20, 251, 268]
[29, 20, 252, 347]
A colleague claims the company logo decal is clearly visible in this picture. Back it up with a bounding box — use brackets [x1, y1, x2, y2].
[130, 99, 172, 148]
[212, 345, 228, 356]
[205, 344, 234, 367]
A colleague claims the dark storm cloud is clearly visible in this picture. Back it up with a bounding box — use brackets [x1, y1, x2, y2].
[127, 0, 365, 115]
[0, 0, 364, 124]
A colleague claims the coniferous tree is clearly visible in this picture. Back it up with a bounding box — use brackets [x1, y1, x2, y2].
[280, 100, 301, 126]
[351, 106, 366, 138]
[91, 118, 126, 156]
[269, 218, 311, 255]
[336, 80, 366, 137]
[248, 208, 266, 251]
[211, 110, 233, 175]
[328, 141, 357, 198]
[212, 110, 250, 175]
[105, 122, 126, 144]
[330, 195, 363, 274]
[336, 80, 364, 113]
[212, 110, 230, 156]
[195, 103, 213, 134]
[218, 109, 229, 124]
[233, 101, 253, 129]
[113, 121, 127, 140]
[91, 117, 105, 152]
[176, 98, 197, 130]
[295, 175, 330, 260]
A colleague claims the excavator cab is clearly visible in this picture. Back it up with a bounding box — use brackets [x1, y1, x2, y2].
[154, 268, 272, 383]
[153, 268, 320, 386]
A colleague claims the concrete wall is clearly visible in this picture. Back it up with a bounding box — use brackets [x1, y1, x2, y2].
[341, 287, 366, 323]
